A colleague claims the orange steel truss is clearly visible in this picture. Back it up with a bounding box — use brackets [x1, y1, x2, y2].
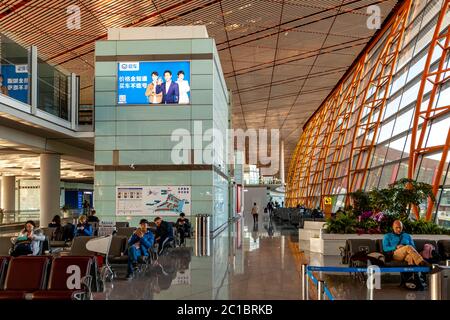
[408, 0, 450, 221]
[286, 0, 450, 211]
[346, 0, 412, 196]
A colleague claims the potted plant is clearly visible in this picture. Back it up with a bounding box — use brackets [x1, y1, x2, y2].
[387, 178, 435, 220]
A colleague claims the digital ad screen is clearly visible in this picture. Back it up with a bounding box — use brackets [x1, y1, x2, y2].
[117, 61, 190, 105]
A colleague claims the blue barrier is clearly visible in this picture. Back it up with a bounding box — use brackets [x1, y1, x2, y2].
[306, 270, 334, 300]
[306, 266, 430, 273]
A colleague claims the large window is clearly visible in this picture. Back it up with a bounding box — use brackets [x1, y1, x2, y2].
[286, 0, 450, 224]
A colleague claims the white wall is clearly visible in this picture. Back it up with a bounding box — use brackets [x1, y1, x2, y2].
[243, 186, 269, 215]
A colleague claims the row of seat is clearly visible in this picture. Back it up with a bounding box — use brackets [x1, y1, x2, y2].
[0, 221, 135, 256]
[272, 208, 325, 228]
[342, 238, 450, 266]
[0, 255, 100, 300]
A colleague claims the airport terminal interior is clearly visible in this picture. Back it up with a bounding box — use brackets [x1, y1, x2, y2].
[0, 0, 449, 301]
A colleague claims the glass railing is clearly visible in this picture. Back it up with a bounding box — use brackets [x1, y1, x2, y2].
[0, 32, 78, 125]
[37, 57, 70, 120]
[0, 209, 40, 225]
[0, 208, 83, 226]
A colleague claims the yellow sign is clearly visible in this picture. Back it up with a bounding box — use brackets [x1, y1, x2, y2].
[323, 197, 332, 218]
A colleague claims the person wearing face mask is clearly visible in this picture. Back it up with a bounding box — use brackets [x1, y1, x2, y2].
[145, 71, 163, 104]
[11, 220, 45, 256]
[155, 70, 179, 104]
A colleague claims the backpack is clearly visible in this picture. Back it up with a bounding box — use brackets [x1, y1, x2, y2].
[62, 223, 75, 241]
[52, 226, 65, 241]
[11, 240, 32, 257]
[420, 243, 439, 262]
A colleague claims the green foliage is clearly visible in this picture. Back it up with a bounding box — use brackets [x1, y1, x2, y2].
[324, 179, 444, 234]
[356, 218, 380, 234]
[325, 212, 450, 235]
[324, 213, 356, 234]
[387, 178, 435, 217]
[368, 189, 392, 213]
[402, 219, 450, 235]
[348, 190, 371, 215]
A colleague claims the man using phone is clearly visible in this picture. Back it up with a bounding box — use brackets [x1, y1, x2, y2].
[126, 219, 155, 279]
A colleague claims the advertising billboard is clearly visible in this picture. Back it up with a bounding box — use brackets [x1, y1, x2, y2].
[0, 64, 29, 104]
[117, 61, 190, 105]
[116, 186, 191, 216]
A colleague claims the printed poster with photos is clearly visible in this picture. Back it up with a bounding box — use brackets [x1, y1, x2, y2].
[116, 186, 191, 216]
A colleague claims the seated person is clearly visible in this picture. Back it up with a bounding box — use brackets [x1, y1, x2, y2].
[48, 214, 65, 241]
[11, 220, 45, 256]
[74, 215, 93, 237]
[382, 220, 430, 266]
[333, 207, 345, 218]
[175, 212, 191, 245]
[48, 214, 62, 228]
[87, 209, 100, 223]
[127, 219, 155, 279]
[62, 223, 75, 241]
[154, 216, 174, 254]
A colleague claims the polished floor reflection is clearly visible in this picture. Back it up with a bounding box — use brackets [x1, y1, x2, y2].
[97, 212, 303, 300]
[96, 211, 448, 300]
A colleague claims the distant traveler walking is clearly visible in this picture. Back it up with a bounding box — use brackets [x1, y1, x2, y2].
[267, 202, 273, 215]
[251, 202, 259, 224]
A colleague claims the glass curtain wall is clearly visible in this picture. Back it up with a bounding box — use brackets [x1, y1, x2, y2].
[286, 0, 450, 226]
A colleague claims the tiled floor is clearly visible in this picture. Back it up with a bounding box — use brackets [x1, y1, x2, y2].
[96, 211, 448, 300]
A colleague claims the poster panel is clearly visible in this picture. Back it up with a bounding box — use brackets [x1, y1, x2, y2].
[116, 186, 191, 217]
[117, 61, 190, 105]
[0, 64, 29, 103]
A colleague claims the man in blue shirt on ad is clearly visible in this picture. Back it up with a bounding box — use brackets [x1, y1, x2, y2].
[382, 220, 430, 266]
[156, 70, 179, 104]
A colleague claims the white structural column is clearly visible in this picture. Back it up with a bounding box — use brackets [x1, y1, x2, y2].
[1, 176, 16, 223]
[280, 140, 285, 185]
[40, 153, 61, 226]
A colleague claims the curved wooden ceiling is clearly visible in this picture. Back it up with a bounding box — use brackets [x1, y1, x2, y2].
[0, 0, 398, 170]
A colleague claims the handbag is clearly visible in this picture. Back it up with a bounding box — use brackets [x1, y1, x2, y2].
[12, 239, 32, 256]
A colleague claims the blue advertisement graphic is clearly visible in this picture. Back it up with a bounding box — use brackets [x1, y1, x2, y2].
[0, 64, 29, 104]
[117, 61, 190, 105]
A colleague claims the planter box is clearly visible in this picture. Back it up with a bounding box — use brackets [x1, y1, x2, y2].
[309, 232, 450, 255]
[298, 222, 325, 240]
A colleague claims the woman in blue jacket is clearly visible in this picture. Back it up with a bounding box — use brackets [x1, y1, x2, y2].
[74, 215, 93, 237]
[127, 219, 155, 279]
